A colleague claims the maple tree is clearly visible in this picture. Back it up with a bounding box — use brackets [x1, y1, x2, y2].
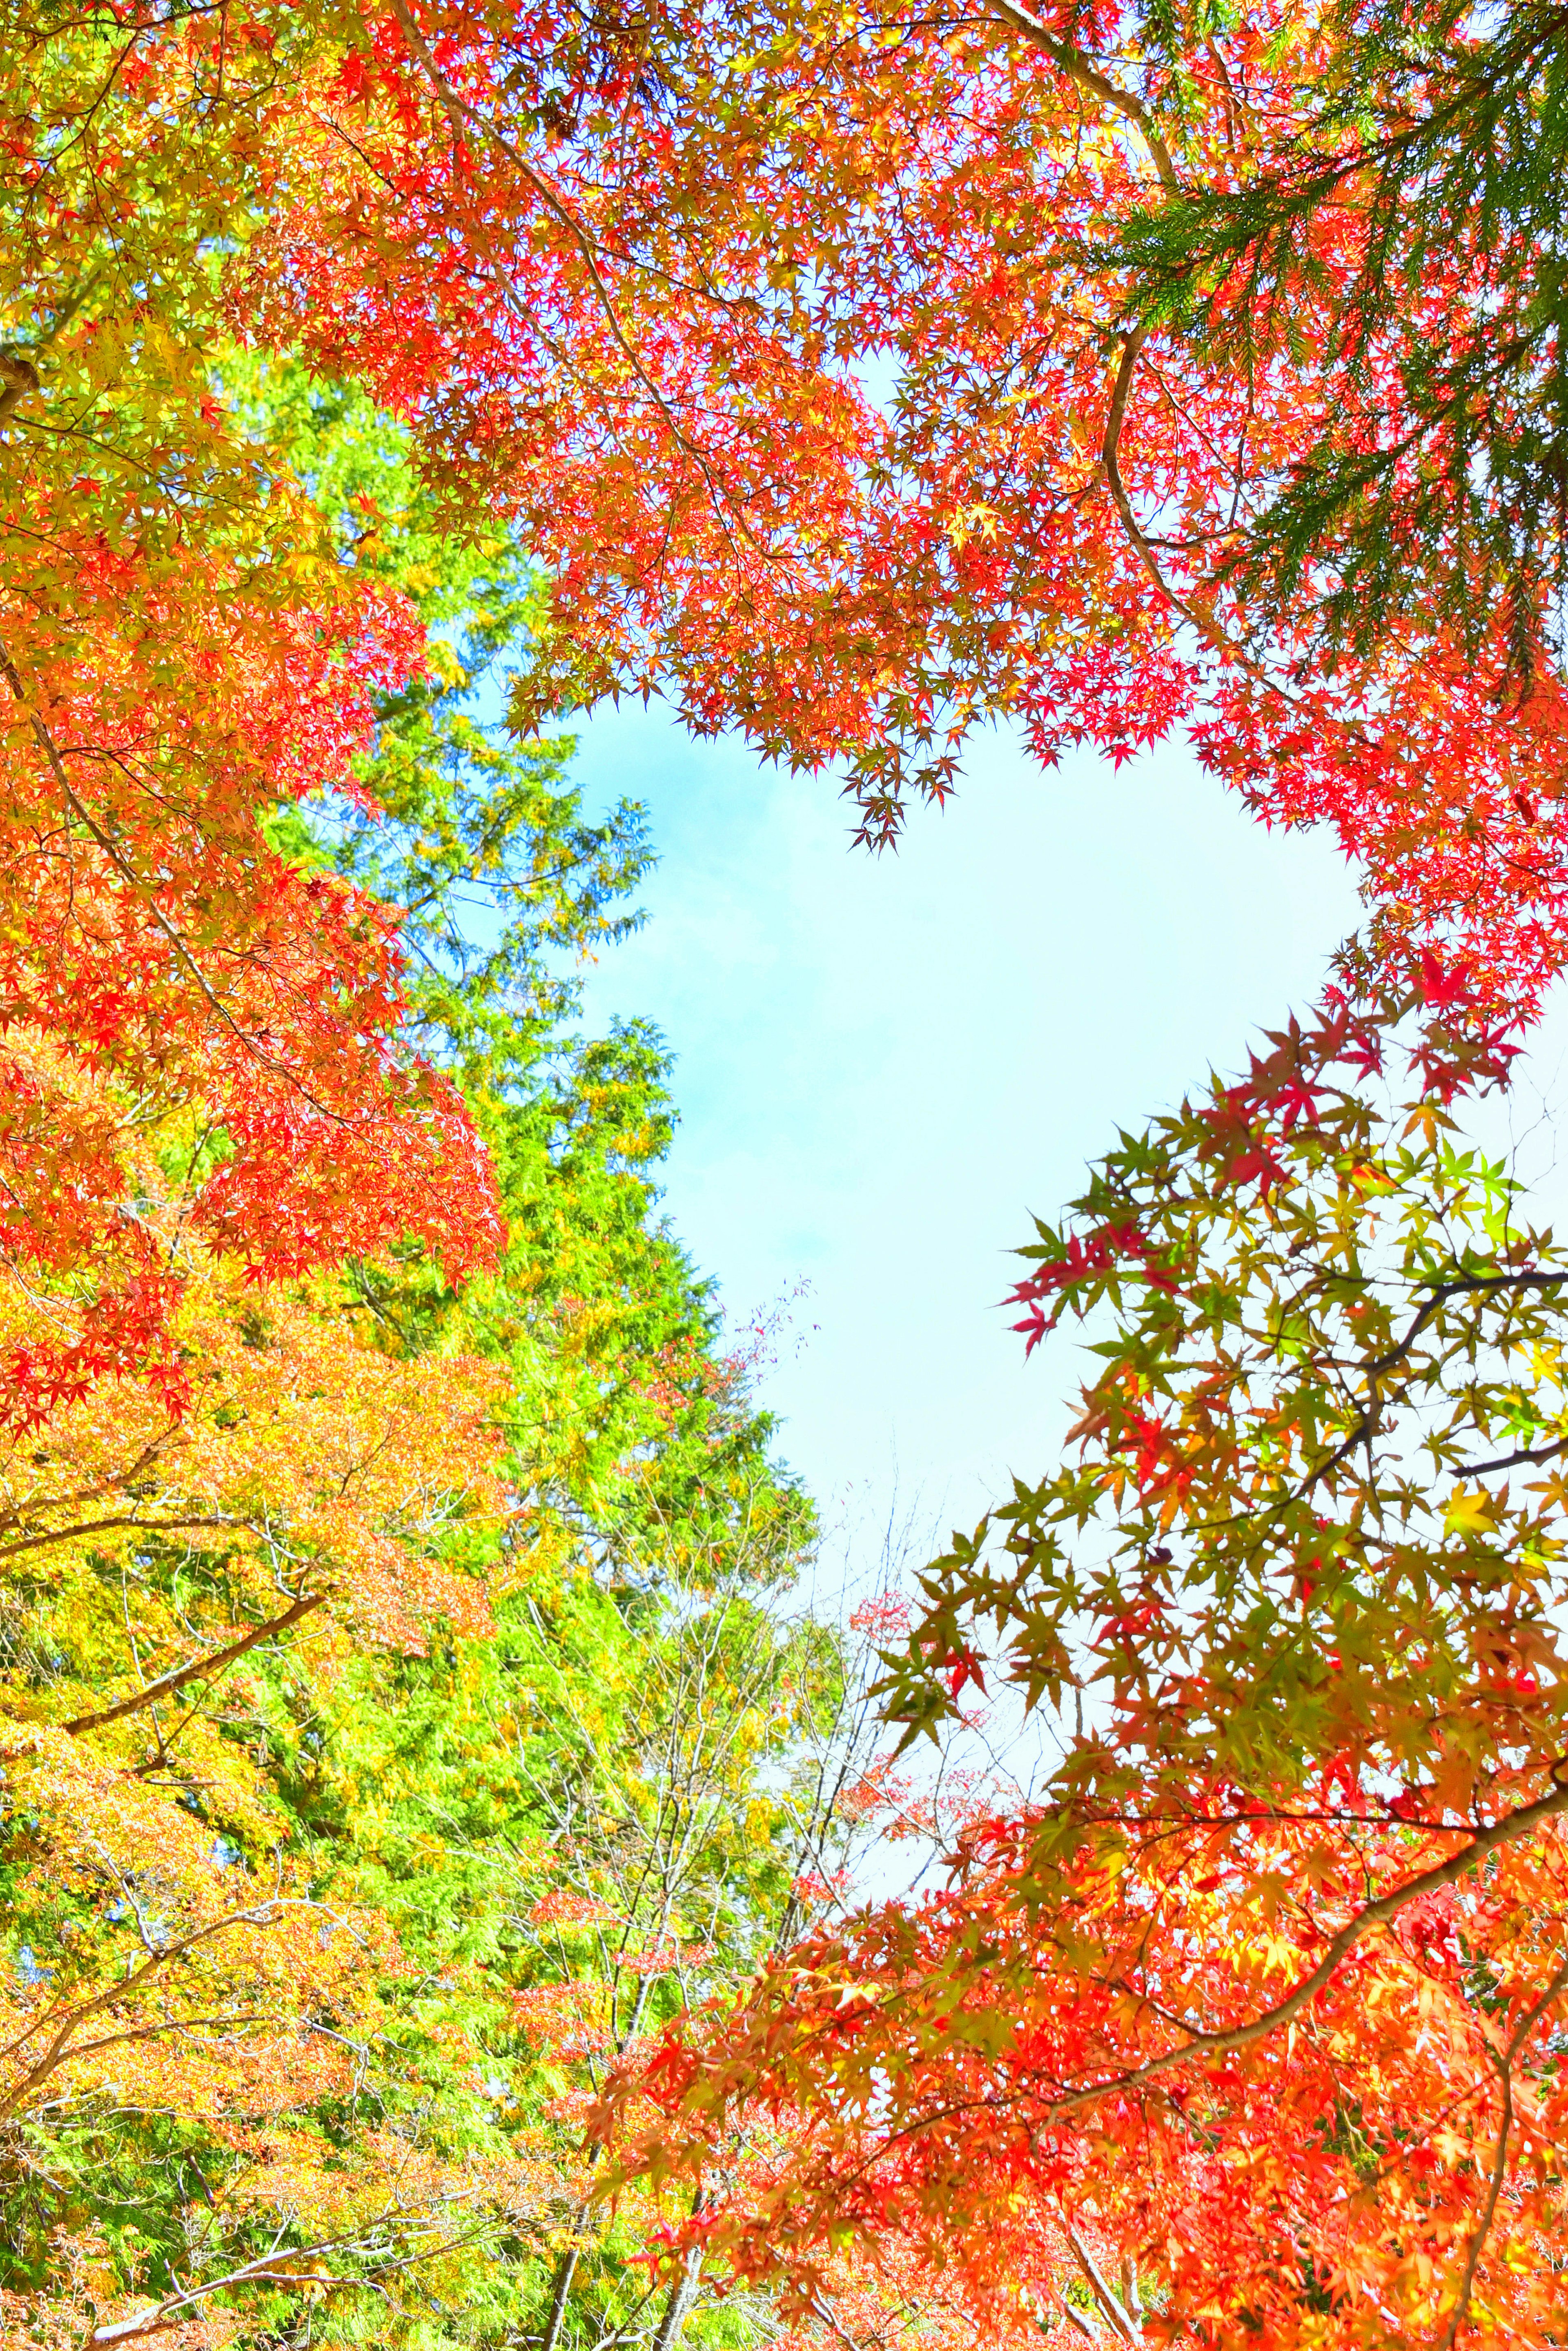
[595, 973, 1568, 2349]
[0, 1210, 515, 2347]
[10, 0, 1568, 1018]
[0, 7, 504, 1435]
[0, 1257, 883, 2351]
[230, 0, 1567, 1009]
[608, 1804, 1568, 2351]
[2, 0, 1560, 1449]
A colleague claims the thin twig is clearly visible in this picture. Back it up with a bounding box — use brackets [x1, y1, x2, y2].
[1437, 1945, 1568, 2350]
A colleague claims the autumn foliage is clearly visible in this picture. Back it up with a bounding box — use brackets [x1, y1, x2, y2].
[7, 0, 1568, 2347]
[605, 969, 1568, 2347]
[237, 0, 1568, 1011]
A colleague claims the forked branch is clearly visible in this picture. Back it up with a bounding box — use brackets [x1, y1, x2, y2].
[0, 1902, 281, 2121]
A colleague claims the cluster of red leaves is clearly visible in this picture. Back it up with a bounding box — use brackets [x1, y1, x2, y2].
[603, 1798, 1568, 2351]
[1, 453, 501, 1429]
[226, 0, 1568, 1016]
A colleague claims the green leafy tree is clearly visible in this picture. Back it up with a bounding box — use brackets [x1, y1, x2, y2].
[0, 366, 871, 2351]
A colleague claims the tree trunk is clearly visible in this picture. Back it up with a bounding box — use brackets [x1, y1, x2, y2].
[649, 2247, 703, 2351]
[537, 2241, 581, 2351]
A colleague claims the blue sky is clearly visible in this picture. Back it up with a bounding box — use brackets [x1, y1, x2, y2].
[566, 705, 1367, 1559]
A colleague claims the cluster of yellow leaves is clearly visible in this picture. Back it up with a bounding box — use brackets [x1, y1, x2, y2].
[0, 1064, 534, 2336]
[0, 1062, 510, 1663]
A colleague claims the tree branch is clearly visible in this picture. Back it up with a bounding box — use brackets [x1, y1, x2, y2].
[2, 1511, 254, 1571]
[1462, 1432, 1568, 1476]
[989, 1, 1178, 189]
[1040, 1769, 1568, 2119]
[63, 1590, 326, 1735]
[0, 352, 40, 423]
[0, 1901, 281, 2121]
[1061, 2221, 1139, 2345]
[88, 2232, 374, 2347]
[1100, 327, 1223, 643]
[1437, 1945, 1568, 2350]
